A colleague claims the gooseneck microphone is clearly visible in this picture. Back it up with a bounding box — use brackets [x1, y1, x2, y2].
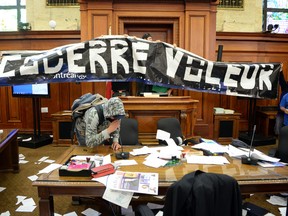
[241, 125, 258, 165]
[115, 136, 129, 159]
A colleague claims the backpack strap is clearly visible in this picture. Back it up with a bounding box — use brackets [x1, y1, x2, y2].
[95, 104, 104, 125]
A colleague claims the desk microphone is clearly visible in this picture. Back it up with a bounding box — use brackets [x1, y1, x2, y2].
[241, 125, 258, 165]
[115, 136, 129, 159]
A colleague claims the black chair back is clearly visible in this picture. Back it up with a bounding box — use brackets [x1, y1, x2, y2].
[277, 125, 288, 162]
[120, 118, 139, 145]
[157, 118, 183, 145]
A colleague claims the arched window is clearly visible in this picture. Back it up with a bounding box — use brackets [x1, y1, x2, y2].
[263, 0, 288, 33]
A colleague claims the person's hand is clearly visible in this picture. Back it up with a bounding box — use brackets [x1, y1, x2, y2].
[107, 120, 121, 134]
[111, 142, 121, 151]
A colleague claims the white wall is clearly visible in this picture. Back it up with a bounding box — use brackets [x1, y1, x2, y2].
[26, 0, 80, 31]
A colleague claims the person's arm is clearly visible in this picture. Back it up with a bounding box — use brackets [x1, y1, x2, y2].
[280, 94, 288, 114]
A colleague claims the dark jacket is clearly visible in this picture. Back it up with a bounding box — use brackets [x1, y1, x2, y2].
[163, 170, 242, 216]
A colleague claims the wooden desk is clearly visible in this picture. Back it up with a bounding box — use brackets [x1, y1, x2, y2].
[256, 110, 277, 137]
[0, 129, 19, 173]
[33, 145, 288, 216]
[51, 110, 73, 146]
[213, 113, 241, 144]
[120, 96, 199, 144]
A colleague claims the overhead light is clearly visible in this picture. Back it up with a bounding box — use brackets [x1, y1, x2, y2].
[49, 20, 57, 30]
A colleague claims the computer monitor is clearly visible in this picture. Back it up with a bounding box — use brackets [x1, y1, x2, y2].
[12, 83, 51, 98]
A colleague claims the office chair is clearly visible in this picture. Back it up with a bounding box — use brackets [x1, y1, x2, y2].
[135, 170, 242, 216]
[276, 125, 288, 163]
[120, 117, 140, 145]
[157, 117, 198, 145]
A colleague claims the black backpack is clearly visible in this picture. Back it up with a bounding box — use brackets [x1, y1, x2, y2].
[70, 93, 107, 145]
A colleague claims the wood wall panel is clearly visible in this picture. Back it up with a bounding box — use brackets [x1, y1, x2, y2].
[0, 31, 81, 133]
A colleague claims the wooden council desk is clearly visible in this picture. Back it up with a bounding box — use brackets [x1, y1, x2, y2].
[0, 129, 19, 173]
[33, 145, 288, 216]
[120, 96, 198, 144]
[51, 96, 199, 145]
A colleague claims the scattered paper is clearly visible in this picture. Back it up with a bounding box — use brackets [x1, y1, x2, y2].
[16, 196, 26, 205]
[266, 195, 287, 206]
[186, 155, 230, 165]
[92, 175, 109, 186]
[63, 212, 78, 216]
[22, 197, 36, 206]
[15, 205, 36, 212]
[19, 160, 29, 164]
[28, 175, 38, 181]
[0, 187, 6, 192]
[103, 188, 133, 209]
[257, 161, 286, 168]
[279, 207, 287, 216]
[156, 129, 170, 141]
[43, 159, 55, 164]
[0, 211, 10, 216]
[82, 208, 101, 216]
[114, 159, 138, 166]
[37, 163, 62, 174]
[192, 142, 228, 154]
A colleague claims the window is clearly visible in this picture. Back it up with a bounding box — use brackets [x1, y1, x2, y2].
[0, 0, 26, 31]
[218, 0, 244, 9]
[46, 0, 78, 6]
[263, 0, 288, 33]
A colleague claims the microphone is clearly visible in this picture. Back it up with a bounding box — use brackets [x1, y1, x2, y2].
[115, 136, 129, 159]
[241, 125, 258, 165]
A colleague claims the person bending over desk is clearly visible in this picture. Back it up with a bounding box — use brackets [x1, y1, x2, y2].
[74, 97, 126, 151]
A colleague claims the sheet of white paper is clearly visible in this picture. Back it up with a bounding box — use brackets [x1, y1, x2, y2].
[19, 154, 25, 159]
[131, 146, 153, 156]
[192, 142, 228, 153]
[143, 157, 168, 168]
[63, 212, 78, 216]
[186, 155, 230, 165]
[114, 159, 138, 166]
[156, 129, 170, 140]
[103, 154, 111, 165]
[43, 159, 55, 163]
[19, 160, 29, 164]
[22, 197, 36, 206]
[82, 207, 101, 216]
[102, 188, 133, 209]
[266, 195, 287, 206]
[37, 163, 62, 174]
[28, 175, 38, 181]
[54, 213, 62, 216]
[279, 207, 287, 216]
[15, 205, 36, 212]
[0, 187, 6, 192]
[0, 211, 10, 216]
[91, 175, 109, 186]
[165, 138, 178, 148]
[227, 145, 248, 158]
[38, 156, 49, 162]
[251, 149, 280, 163]
[16, 196, 26, 205]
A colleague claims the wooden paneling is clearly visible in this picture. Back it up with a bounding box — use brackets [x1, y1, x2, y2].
[0, 31, 81, 134]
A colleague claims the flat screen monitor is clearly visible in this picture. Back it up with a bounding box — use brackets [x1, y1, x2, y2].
[12, 83, 51, 98]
